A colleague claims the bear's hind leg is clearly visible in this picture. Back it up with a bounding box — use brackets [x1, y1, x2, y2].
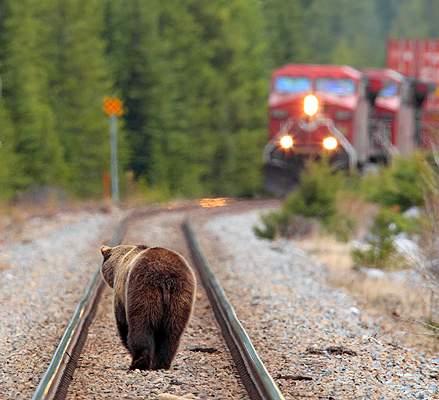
[127, 330, 155, 370]
[114, 300, 128, 349]
[153, 330, 181, 370]
[153, 292, 193, 370]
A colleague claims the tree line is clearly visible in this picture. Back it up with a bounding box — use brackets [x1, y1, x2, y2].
[0, 0, 437, 200]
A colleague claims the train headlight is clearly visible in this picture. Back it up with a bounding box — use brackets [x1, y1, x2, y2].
[322, 136, 338, 150]
[279, 135, 294, 150]
[304, 94, 319, 117]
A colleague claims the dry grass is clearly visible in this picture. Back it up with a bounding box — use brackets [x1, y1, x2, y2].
[416, 191, 439, 291]
[0, 197, 114, 244]
[294, 231, 438, 354]
[122, 171, 171, 207]
[0, 261, 11, 271]
[335, 192, 379, 239]
[419, 131, 439, 288]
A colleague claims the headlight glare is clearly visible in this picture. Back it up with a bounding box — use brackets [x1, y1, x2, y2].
[279, 135, 294, 150]
[304, 94, 319, 117]
[322, 136, 338, 150]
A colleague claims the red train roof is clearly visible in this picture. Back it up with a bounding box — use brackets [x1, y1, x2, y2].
[272, 64, 362, 80]
[363, 68, 404, 83]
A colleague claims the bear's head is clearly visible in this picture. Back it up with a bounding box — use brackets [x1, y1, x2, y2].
[100, 244, 137, 288]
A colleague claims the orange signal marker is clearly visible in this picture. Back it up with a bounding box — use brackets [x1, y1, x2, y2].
[103, 97, 124, 117]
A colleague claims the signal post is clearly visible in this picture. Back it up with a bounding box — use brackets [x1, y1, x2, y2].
[103, 97, 124, 203]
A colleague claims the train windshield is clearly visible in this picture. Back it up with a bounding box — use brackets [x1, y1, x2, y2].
[379, 83, 398, 97]
[274, 76, 312, 94]
[316, 78, 356, 96]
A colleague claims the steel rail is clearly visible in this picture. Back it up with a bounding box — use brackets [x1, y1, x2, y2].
[31, 204, 204, 400]
[183, 221, 285, 400]
[32, 202, 282, 399]
[32, 213, 132, 400]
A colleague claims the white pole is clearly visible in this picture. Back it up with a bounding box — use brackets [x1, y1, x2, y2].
[110, 115, 119, 203]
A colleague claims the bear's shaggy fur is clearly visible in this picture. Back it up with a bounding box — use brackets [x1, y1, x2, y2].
[100, 244, 196, 370]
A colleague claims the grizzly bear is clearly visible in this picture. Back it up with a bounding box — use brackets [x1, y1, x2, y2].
[100, 244, 196, 370]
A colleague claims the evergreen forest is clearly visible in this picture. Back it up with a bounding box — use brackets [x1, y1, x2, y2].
[1, 0, 438, 200]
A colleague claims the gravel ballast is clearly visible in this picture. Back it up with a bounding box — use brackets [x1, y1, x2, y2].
[67, 212, 247, 400]
[0, 211, 115, 399]
[199, 209, 438, 399]
[5, 203, 437, 399]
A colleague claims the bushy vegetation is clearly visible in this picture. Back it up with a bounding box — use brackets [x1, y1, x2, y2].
[283, 160, 343, 223]
[254, 158, 353, 240]
[361, 153, 426, 211]
[352, 154, 426, 269]
[255, 153, 433, 272]
[352, 207, 415, 270]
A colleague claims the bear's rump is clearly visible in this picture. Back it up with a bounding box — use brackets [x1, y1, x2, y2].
[125, 265, 176, 327]
[124, 247, 195, 332]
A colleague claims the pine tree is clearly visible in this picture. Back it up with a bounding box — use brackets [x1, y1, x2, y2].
[374, 0, 400, 39]
[301, 0, 382, 66]
[47, 0, 114, 196]
[0, 0, 18, 199]
[1, 0, 66, 190]
[148, 0, 214, 195]
[0, 100, 19, 199]
[390, 0, 439, 38]
[261, 0, 306, 66]
[106, 0, 215, 195]
[104, 0, 165, 187]
[191, 0, 268, 195]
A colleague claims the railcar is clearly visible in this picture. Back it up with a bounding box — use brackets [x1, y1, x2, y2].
[365, 68, 433, 160]
[386, 38, 439, 149]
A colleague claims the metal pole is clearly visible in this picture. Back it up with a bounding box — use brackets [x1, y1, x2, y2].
[110, 115, 119, 203]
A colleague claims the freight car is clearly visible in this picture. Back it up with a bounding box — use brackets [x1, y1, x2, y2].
[386, 38, 439, 149]
[364, 68, 431, 161]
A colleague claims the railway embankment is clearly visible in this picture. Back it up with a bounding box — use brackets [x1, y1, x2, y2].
[200, 209, 438, 399]
[1, 202, 437, 399]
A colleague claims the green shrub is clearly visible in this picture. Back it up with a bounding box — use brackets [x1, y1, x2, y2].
[254, 158, 354, 240]
[283, 158, 343, 223]
[326, 213, 355, 242]
[362, 153, 426, 211]
[351, 207, 416, 270]
[253, 211, 286, 240]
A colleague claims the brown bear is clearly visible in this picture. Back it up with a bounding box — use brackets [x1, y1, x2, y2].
[100, 244, 196, 370]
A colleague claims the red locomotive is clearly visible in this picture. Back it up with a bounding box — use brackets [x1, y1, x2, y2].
[264, 64, 370, 195]
[264, 40, 438, 195]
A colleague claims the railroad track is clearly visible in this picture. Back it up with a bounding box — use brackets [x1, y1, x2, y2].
[32, 202, 284, 400]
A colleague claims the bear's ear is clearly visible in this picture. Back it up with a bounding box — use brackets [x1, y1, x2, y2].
[100, 245, 112, 261]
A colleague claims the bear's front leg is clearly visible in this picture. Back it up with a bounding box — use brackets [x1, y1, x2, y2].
[114, 299, 128, 349]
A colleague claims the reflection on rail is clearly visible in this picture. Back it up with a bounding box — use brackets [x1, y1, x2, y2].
[199, 197, 233, 208]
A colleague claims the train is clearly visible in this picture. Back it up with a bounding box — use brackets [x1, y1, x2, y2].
[263, 39, 439, 195]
